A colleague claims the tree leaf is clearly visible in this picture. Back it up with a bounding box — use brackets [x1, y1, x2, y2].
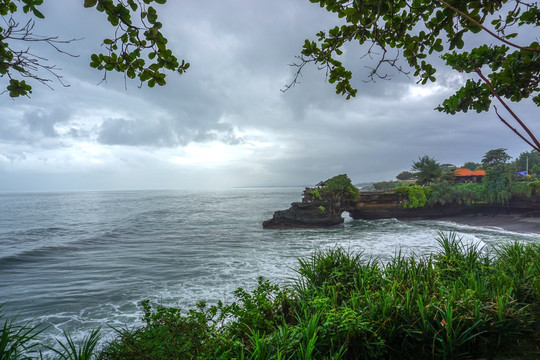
[84, 0, 98, 8]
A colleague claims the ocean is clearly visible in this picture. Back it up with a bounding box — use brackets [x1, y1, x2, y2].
[1, 188, 538, 355]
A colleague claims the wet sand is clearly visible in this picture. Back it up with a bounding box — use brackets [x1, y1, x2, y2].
[438, 213, 540, 235]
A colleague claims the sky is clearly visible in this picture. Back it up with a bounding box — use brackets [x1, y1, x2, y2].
[0, 0, 538, 192]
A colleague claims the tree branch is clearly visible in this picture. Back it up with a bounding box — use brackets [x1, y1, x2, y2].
[438, 0, 540, 53]
[493, 105, 540, 152]
[475, 66, 540, 151]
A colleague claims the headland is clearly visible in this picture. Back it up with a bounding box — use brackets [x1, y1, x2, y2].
[263, 175, 540, 234]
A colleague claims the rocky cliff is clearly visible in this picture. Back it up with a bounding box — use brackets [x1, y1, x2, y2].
[262, 188, 540, 229]
[262, 187, 346, 228]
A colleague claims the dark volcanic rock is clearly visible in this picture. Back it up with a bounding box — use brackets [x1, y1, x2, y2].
[262, 202, 344, 229]
[263, 188, 540, 229]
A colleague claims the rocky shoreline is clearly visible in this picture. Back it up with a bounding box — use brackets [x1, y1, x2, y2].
[263, 188, 540, 233]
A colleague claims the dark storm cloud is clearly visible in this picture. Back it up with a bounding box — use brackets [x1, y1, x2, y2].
[97, 116, 243, 147]
[0, 0, 537, 191]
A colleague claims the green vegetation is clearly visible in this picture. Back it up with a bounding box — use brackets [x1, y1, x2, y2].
[319, 174, 360, 202]
[2, 0, 188, 97]
[318, 205, 325, 212]
[510, 181, 540, 197]
[0, 304, 44, 359]
[392, 176, 540, 209]
[322, 174, 359, 198]
[484, 164, 515, 205]
[295, 1, 540, 151]
[386, 149, 540, 209]
[396, 171, 415, 181]
[515, 151, 540, 174]
[482, 148, 512, 168]
[411, 156, 442, 186]
[4, 234, 538, 359]
[49, 327, 101, 360]
[373, 180, 414, 191]
[428, 182, 486, 206]
[462, 162, 482, 171]
[393, 186, 431, 209]
[310, 189, 322, 201]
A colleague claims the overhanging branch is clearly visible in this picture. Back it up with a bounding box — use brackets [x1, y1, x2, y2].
[475, 66, 540, 151]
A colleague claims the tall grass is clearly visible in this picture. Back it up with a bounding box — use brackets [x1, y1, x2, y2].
[47, 328, 101, 360]
[0, 304, 44, 360]
[2, 233, 539, 359]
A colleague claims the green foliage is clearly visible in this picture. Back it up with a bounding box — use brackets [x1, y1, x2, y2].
[394, 185, 431, 209]
[439, 163, 456, 173]
[100, 299, 230, 360]
[321, 174, 360, 200]
[310, 189, 322, 200]
[482, 148, 512, 168]
[48, 327, 101, 360]
[439, 43, 540, 112]
[411, 155, 442, 185]
[483, 164, 514, 204]
[295, 247, 366, 296]
[1, 0, 188, 97]
[462, 161, 482, 171]
[427, 176, 540, 206]
[514, 150, 540, 172]
[218, 277, 292, 339]
[396, 170, 416, 181]
[0, 304, 44, 359]
[297, 0, 539, 122]
[428, 181, 486, 206]
[373, 180, 413, 191]
[510, 180, 540, 197]
[289, 238, 540, 359]
[318, 205, 325, 212]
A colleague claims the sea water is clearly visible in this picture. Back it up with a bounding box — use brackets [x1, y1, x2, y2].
[1, 188, 538, 354]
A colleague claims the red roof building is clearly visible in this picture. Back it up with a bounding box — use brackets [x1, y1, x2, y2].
[454, 168, 485, 183]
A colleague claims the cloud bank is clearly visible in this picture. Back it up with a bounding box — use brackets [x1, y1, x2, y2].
[0, 0, 537, 191]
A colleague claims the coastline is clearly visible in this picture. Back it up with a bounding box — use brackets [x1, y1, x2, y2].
[436, 213, 540, 235]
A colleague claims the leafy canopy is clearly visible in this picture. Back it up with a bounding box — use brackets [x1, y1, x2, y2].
[1, 0, 189, 97]
[396, 170, 416, 181]
[514, 150, 540, 172]
[482, 148, 511, 168]
[321, 173, 360, 198]
[292, 0, 540, 150]
[462, 161, 481, 171]
[412, 155, 442, 185]
[483, 163, 514, 204]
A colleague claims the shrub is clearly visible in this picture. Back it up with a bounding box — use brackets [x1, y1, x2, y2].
[0, 305, 44, 360]
[393, 185, 430, 208]
[483, 164, 514, 205]
[428, 181, 486, 206]
[100, 300, 230, 360]
[322, 174, 360, 200]
[373, 181, 413, 191]
[510, 180, 540, 197]
[310, 189, 322, 200]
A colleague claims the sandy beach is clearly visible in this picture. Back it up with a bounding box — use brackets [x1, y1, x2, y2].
[438, 213, 540, 235]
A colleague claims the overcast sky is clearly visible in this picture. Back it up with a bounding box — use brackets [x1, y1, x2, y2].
[0, 0, 538, 192]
